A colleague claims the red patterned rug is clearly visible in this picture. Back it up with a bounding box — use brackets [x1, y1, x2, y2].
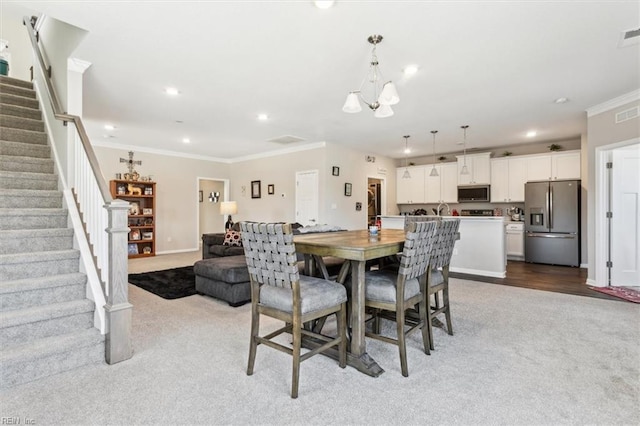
[590, 286, 640, 303]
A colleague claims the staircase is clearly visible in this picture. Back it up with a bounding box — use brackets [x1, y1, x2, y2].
[0, 75, 105, 388]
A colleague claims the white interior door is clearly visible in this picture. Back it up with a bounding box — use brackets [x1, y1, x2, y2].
[295, 170, 319, 226]
[611, 143, 640, 286]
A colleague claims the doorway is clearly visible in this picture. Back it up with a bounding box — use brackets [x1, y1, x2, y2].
[295, 170, 319, 226]
[197, 177, 229, 247]
[367, 177, 385, 227]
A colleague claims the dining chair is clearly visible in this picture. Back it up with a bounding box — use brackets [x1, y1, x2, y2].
[425, 218, 460, 350]
[240, 222, 347, 399]
[347, 220, 438, 376]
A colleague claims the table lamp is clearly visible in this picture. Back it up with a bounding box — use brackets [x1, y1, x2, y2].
[220, 201, 238, 230]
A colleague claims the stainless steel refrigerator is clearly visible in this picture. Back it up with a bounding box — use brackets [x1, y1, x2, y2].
[524, 180, 580, 266]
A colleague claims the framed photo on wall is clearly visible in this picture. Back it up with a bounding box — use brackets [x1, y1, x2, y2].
[344, 182, 352, 196]
[267, 184, 275, 195]
[251, 180, 261, 199]
[332, 166, 340, 176]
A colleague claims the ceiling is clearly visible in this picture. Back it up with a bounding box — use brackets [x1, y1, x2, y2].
[4, 1, 639, 161]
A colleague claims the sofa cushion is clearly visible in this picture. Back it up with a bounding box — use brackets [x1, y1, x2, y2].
[223, 230, 242, 247]
[194, 256, 250, 283]
[209, 245, 244, 257]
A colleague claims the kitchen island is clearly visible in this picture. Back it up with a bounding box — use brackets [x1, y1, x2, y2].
[379, 215, 507, 278]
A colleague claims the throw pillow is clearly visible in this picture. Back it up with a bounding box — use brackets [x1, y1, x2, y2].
[223, 230, 242, 247]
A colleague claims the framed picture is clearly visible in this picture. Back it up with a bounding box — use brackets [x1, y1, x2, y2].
[251, 180, 261, 198]
[344, 182, 352, 196]
[355, 202, 362, 211]
[199, 190, 203, 203]
[142, 231, 153, 240]
[128, 243, 139, 255]
[142, 208, 153, 215]
[267, 184, 274, 195]
[332, 166, 340, 176]
[130, 229, 141, 240]
[129, 201, 140, 215]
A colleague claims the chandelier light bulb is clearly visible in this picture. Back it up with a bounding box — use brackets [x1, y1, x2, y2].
[430, 130, 439, 177]
[342, 92, 362, 113]
[402, 135, 412, 179]
[374, 103, 394, 118]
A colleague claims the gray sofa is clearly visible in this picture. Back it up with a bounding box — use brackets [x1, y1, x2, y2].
[201, 232, 244, 259]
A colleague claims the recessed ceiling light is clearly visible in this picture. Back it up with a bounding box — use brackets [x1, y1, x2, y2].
[257, 114, 269, 121]
[182, 138, 190, 144]
[165, 87, 180, 96]
[403, 65, 419, 76]
[526, 131, 537, 138]
[314, 1, 335, 9]
[104, 124, 115, 131]
[554, 97, 569, 104]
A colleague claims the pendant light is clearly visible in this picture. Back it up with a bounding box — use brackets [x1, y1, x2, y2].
[429, 130, 439, 177]
[460, 125, 470, 175]
[402, 135, 411, 179]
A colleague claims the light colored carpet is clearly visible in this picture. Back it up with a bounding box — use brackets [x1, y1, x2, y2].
[1, 260, 638, 425]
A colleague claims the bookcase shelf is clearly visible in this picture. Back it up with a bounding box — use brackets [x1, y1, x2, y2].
[110, 179, 156, 258]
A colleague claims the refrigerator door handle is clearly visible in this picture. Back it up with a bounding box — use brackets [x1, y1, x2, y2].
[526, 232, 576, 239]
[549, 186, 553, 230]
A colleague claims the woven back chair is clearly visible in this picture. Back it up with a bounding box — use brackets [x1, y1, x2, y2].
[240, 222, 347, 399]
[403, 215, 442, 232]
[348, 220, 438, 376]
[425, 218, 460, 350]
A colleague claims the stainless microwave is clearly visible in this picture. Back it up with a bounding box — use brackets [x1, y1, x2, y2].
[457, 185, 490, 202]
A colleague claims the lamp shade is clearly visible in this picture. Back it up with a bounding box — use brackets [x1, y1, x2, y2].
[220, 201, 238, 215]
[374, 103, 394, 118]
[342, 92, 362, 113]
[378, 81, 399, 105]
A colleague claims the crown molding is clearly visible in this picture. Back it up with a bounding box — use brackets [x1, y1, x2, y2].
[91, 140, 232, 163]
[67, 57, 92, 73]
[586, 89, 640, 117]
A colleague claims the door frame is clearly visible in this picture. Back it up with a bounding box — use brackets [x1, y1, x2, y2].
[593, 137, 639, 287]
[295, 169, 319, 226]
[196, 176, 230, 248]
[367, 175, 387, 218]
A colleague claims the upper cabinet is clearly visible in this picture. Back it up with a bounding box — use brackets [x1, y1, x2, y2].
[425, 163, 458, 203]
[456, 152, 491, 185]
[396, 166, 426, 204]
[526, 151, 581, 181]
[490, 156, 527, 202]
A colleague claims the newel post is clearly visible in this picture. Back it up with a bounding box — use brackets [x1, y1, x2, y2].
[104, 199, 133, 364]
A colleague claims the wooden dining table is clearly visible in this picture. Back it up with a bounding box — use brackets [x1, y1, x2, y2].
[294, 229, 407, 377]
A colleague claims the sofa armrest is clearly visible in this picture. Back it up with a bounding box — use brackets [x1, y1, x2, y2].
[202, 233, 226, 259]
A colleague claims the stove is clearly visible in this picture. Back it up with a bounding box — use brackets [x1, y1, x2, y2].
[460, 209, 494, 216]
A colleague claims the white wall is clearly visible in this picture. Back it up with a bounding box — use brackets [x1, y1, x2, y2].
[199, 179, 226, 235]
[0, 4, 33, 81]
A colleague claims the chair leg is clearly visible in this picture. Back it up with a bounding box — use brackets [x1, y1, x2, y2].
[373, 308, 381, 334]
[419, 296, 431, 356]
[337, 305, 347, 368]
[291, 321, 301, 399]
[426, 296, 435, 351]
[443, 285, 453, 336]
[396, 307, 408, 377]
[247, 306, 260, 376]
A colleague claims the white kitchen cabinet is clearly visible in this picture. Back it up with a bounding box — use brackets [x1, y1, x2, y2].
[526, 151, 581, 181]
[506, 222, 524, 259]
[457, 152, 491, 185]
[396, 166, 426, 204]
[551, 151, 581, 180]
[491, 157, 527, 202]
[424, 163, 458, 203]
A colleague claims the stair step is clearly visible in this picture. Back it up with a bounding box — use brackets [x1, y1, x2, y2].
[0, 299, 95, 347]
[0, 114, 44, 132]
[0, 328, 104, 389]
[0, 127, 47, 145]
[0, 228, 74, 255]
[0, 170, 57, 190]
[0, 140, 51, 158]
[0, 92, 39, 110]
[0, 155, 54, 174]
[0, 249, 80, 281]
[0, 103, 41, 121]
[0, 208, 68, 230]
[0, 83, 36, 100]
[0, 188, 62, 208]
[0, 76, 34, 90]
[0, 272, 87, 311]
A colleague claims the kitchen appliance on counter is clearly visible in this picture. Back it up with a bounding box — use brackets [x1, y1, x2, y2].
[524, 180, 580, 267]
[460, 209, 494, 216]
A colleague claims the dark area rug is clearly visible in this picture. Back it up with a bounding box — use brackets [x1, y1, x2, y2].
[128, 266, 197, 299]
[590, 286, 640, 303]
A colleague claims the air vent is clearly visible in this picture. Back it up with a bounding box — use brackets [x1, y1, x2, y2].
[615, 106, 639, 123]
[619, 27, 640, 48]
[266, 135, 306, 144]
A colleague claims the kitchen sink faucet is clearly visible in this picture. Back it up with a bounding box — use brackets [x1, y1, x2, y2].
[437, 202, 451, 216]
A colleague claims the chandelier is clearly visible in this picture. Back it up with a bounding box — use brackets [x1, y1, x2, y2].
[429, 131, 439, 177]
[460, 125, 470, 175]
[342, 34, 399, 118]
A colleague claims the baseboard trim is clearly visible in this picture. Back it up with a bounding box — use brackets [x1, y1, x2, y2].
[449, 267, 506, 279]
[156, 248, 200, 255]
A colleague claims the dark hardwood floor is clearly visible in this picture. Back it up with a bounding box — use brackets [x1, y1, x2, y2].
[450, 261, 624, 302]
